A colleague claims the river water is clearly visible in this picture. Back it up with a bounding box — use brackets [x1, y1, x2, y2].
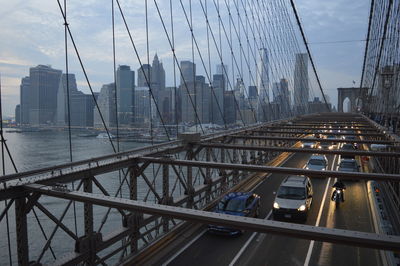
[0, 130, 151, 264]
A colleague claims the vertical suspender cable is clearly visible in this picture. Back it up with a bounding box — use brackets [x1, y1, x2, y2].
[145, 0, 154, 145]
[169, 0, 178, 137]
[63, 0, 78, 237]
[111, 0, 123, 198]
[0, 74, 13, 266]
[112, 0, 120, 153]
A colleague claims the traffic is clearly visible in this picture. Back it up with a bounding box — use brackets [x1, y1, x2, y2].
[161, 131, 381, 266]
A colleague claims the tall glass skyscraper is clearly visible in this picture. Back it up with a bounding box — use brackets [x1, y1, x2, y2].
[256, 48, 269, 101]
[116, 65, 135, 125]
[28, 65, 62, 125]
[294, 53, 309, 112]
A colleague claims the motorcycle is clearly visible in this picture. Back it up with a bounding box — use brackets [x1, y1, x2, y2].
[331, 188, 344, 208]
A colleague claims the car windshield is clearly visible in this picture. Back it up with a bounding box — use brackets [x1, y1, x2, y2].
[277, 186, 306, 200]
[340, 161, 356, 168]
[224, 198, 246, 212]
[327, 135, 336, 139]
[342, 144, 354, 150]
[308, 159, 325, 166]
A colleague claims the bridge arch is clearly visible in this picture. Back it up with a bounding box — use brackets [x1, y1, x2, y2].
[337, 87, 368, 112]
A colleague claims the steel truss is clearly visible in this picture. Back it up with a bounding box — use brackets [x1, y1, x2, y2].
[1, 113, 399, 264]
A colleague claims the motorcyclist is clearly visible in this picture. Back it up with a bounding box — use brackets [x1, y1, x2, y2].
[332, 180, 346, 202]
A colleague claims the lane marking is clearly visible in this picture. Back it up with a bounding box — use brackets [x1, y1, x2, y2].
[303, 153, 339, 266]
[228, 210, 272, 266]
[163, 229, 207, 266]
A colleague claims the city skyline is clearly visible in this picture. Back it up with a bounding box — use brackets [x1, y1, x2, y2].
[0, 0, 370, 117]
[14, 51, 329, 129]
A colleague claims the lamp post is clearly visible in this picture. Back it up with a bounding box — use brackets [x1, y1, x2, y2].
[381, 67, 393, 128]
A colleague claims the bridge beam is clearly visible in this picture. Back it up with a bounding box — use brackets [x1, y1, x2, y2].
[138, 157, 400, 181]
[25, 184, 400, 252]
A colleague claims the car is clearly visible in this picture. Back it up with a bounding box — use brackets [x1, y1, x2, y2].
[305, 154, 328, 171]
[338, 158, 360, 173]
[301, 136, 317, 148]
[208, 192, 260, 235]
[272, 175, 313, 221]
[343, 135, 358, 147]
[326, 134, 338, 145]
[318, 141, 334, 150]
[340, 143, 357, 159]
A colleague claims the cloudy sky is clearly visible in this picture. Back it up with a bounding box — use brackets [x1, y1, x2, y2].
[0, 0, 370, 117]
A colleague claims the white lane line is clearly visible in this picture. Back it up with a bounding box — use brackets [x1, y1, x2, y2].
[228, 210, 272, 266]
[303, 153, 339, 266]
[162, 229, 207, 266]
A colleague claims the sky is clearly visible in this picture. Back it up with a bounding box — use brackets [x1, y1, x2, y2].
[0, 0, 370, 117]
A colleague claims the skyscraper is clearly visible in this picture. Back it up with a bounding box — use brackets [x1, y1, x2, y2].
[151, 54, 166, 93]
[116, 65, 135, 125]
[56, 73, 78, 126]
[28, 65, 62, 125]
[294, 53, 309, 112]
[211, 74, 225, 125]
[180, 61, 196, 86]
[248, 85, 258, 99]
[137, 64, 151, 87]
[256, 48, 269, 101]
[272, 82, 280, 102]
[94, 83, 116, 128]
[216, 64, 228, 91]
[19, 76, 30, 125]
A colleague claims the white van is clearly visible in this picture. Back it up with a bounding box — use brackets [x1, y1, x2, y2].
[272, 175, 313, 221]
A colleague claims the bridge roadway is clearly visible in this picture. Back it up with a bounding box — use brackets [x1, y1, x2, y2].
[158, 149, 381, 265]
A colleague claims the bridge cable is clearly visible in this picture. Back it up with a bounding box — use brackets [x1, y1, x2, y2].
[0, 73, 13, 266]
[367, 0, 393, 99]
[56, 0, 119, 153]
[115, 0, 174, 139]
[62, 0, 78, 238]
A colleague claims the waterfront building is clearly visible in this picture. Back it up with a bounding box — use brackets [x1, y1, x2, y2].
[28, 65, 62, 125]
[94, 83, 116, 128]
[116, 65, 135, 125]
[19, 76, 30, 125]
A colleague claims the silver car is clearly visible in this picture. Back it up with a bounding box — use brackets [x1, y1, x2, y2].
[338, 158, 359, 172]
[306, 154, 328, 171]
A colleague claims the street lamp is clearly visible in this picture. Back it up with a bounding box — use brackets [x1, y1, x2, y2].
[381, 66, 393, 128]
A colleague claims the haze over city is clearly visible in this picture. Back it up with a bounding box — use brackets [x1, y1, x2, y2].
[0, 0, 369, 117]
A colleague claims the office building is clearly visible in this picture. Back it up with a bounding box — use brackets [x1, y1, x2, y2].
[137, 64, 151, 87]
[56, 73, 78, 126]
[28, 65, 62, 125]
[116, 65, 135, 125]
[94, 83, 116, 128]
[294, 53, 309, 113]
[19, 76, 30, 125]
[256, 48, 269, 101]
[180, 61, 196, 86]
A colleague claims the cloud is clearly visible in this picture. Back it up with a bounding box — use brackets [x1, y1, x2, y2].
[0, 0, 370, 116]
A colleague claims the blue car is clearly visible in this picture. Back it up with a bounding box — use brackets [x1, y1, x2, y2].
[208, 192, 260, 235]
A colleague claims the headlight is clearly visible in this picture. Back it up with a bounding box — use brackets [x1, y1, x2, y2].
[322, 168, 325, 171]
[298, 205, 306, 211]
[273, 202, 279, 209]
[301, 144, 304, 148]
